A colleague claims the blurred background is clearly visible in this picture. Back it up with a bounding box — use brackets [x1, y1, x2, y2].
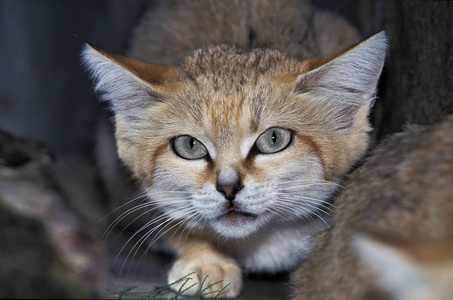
[0, 0, 147, 159]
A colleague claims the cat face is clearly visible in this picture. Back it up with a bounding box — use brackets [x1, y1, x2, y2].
[134, 72, 338, 238]
[83, 32, 387, 239]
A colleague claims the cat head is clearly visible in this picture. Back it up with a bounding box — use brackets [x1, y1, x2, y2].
[82, 32, 387, 239]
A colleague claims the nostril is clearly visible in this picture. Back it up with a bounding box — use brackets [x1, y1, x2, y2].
[216, 182, 243, 201]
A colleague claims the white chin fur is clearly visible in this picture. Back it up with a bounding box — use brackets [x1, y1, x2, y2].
[210, 214, 264, 239]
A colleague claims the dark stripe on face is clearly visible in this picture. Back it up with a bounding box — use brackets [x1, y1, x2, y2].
[296, 134, 330, 181]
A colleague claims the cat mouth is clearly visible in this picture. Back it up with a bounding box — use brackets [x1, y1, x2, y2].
[213, 207, 261, 237]
[219, 207, 257, 221]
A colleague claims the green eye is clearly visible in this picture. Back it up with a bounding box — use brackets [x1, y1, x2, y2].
[173, 135, 208, 160]
[255, 128, 292, 154]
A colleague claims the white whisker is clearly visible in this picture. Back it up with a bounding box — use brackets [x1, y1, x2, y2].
[98, 193, 148, 224]
[179, 212, 205, 242]
[122, 218, 175, 275]
[137, 217, 190, 265]
[276, 196, 333, 215]
[113, 214, 170, 272]
[101, 201, 156, 241]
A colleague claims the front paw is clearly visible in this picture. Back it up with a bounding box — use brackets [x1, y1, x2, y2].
[168, 256, 242, 298]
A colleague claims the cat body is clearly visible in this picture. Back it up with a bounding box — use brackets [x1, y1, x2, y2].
[290, 115, 453, 300]
[83, 0, 386, 297]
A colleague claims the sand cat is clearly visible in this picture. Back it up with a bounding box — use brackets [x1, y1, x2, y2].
[290, 115, 453, 300]
[82, 0, 386, 297]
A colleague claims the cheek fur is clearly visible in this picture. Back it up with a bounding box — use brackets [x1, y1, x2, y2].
[154, 152, 211, 188]
[251, 137, 318, 176]
[134, 138, 209, 191]
[195, 160, 216, 190]
[240, 156, 269, 184]
[131, 142, 169, 186]
[241, 138, 331, 214]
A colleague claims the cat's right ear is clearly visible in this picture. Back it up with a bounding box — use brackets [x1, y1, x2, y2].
[295, 31, 387, 130]
[81, 43, 178, 118]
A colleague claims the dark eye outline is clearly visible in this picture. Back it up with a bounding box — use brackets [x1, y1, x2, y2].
[254, 127, 293, 154]
[171, 135, 209, 160]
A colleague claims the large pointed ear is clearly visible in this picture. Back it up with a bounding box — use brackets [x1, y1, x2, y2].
[81, 44, 178, 120]
[81, 44, 179, 168]
[296, 31, 387, 130]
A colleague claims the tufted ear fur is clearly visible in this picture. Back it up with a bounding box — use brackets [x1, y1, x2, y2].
[81, 43, 178, 124]
[296, 31, 387, 130]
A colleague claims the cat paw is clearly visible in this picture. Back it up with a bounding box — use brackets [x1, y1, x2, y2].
[168, 256, 242, 298]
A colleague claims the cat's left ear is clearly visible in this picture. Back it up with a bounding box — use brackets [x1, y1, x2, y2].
[82, 44, 179, 168]
[295, 31, 387, 130]
[81, 43, 178, 118]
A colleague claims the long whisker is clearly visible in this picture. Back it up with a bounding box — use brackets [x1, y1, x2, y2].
[179, 212, 205, 243]
[113, 213, 170, 272]
[101, 201, 156, 241]
[271, 199, 331, 228]
[124, 207, 197, 273]
[112, 204, 165, 241]
[122, 218, 175, 275]
[271, 193, 335, 211]
[135, 217, 191, 267]
[273, 193, 335, 206]
[277, 204, 319, 224]
[98, 193, 148, 224]
[278, 179, 343, 188]
[127, 206, 194, 257]
[276, 196, 334, 215]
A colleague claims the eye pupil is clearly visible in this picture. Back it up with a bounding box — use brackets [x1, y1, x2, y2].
[189, 137, 195, 149]
[271, 131, 277, 144]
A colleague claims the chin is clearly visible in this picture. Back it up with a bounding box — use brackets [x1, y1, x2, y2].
[210, 211, 263, 239]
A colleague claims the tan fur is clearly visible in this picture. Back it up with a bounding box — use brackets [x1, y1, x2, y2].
[355, 236, 453, 300]
[290, 115, 453, 300]
[82, 0, 387, 297]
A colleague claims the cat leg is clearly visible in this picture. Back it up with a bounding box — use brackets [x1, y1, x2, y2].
[167, 239, 241, 298]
